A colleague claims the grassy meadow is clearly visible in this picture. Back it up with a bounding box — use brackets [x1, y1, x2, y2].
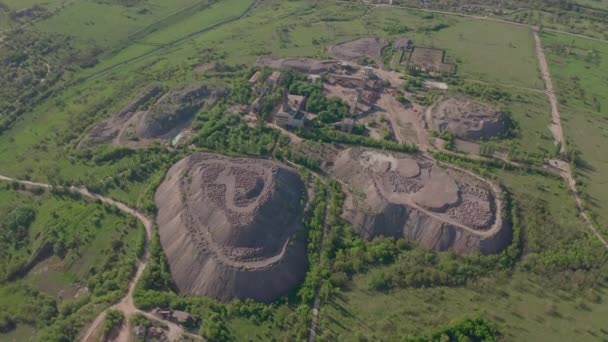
[319, 167, 608, 341]
[0, 186, 144, 340]
[541, 31, 608, 231]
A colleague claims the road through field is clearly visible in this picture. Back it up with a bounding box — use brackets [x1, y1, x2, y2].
[0, 174, 197, 341]
[532, 31, 608, 251]
[533, 29, 567, 155]
[335, 0, 608, 44]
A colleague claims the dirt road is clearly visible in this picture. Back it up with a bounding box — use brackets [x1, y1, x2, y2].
[533, 29, 567, 155]
[533, 31, 608, 250]
[335, 0, 608, 44]
[0, 174, 193, 341]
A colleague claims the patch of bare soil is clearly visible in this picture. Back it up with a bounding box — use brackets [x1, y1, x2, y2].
[256, 56, 338, 74]
[79, 83, 225, 148]
[328, 37, 388, 66]
[428, 96, 509, 140]
[329, 148, 510, 254]
[155, 153, 308, 302]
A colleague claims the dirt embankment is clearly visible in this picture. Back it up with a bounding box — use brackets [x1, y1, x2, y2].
[329, 148, 510, 254]
[427, 96, 510, 140]
[155, 153, 308, 302]
[79, 83, 225, 148]
[328, 37, 389, 67]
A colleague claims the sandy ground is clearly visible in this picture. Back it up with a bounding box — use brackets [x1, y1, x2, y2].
[328, 37, 388, 67]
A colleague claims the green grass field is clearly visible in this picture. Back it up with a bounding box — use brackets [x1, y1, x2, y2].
[541, 31, 608, 231]
[319, 167, 608, 341]
[0, 186, 143, 340]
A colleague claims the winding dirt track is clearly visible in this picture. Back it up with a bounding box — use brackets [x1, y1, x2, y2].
[0, 174, 197, 341]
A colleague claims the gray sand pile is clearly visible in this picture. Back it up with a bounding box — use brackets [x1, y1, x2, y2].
[429, 97, 509, 140]
[155, 153, 308, 302]
[80, 83, 224, 148]
[330, 149, 510, 254]
[328, 37, 389, 66]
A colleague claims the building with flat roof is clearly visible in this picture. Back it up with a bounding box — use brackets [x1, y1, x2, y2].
[275, 93, 306, 128]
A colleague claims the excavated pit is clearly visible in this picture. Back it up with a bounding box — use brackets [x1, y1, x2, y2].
[155, 153, 308, 302]
[330, 149, 510, 254]
[429, 96, 510, 140]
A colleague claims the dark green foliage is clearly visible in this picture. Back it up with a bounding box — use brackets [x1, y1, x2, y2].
[199, 312, 232, 342]
[405, 318, 499, 342]
[193, 106, 280, 156]
[0, 312, 15, 333]
[102, 310, 124, 336]
[136, 231, 173, 295]
[383, 23, 411, 35]
[297, 125, 418, 153]
[285, 72, 350, 123]
[1, 206, 35, 248]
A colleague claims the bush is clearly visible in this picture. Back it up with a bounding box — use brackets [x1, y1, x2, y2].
[102, 310, 124, 336]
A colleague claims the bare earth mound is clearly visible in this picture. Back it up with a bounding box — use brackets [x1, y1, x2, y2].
[80, 83, 225, 148]
[330, 149, 510, 254]
[328, 37, 389, 66]
[155, 153, 308, 302]
[428, 97, 509, 140]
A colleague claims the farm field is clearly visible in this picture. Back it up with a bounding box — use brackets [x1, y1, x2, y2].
[541, 31, 608, 231]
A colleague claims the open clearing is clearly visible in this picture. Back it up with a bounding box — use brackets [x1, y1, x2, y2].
[542, 31, 608, 230]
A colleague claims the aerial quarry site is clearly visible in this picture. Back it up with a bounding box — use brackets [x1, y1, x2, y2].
[1, 0, 608, 341]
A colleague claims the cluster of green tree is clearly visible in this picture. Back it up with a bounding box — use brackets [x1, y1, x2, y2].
[102, 309, 125, 337]
[405, 318, 499, 342]
[0, 284, 57, 333]
[298, 179, 328, 304]
[383, 23, 411, 34]
[431, 130, 455, 150]
[194, 106, 281, 156]
[382, 45, 396, 67]
[285, 72, 350, 124]
[297, 125, 418, 153]
[0, 206, 36, 281]
[0, 30, 101, 134]
[70, 146, 181, 212]
[459, 83, 512, 103]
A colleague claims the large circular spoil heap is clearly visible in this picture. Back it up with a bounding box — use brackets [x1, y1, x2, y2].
[331, 149, 510, 254]
[155, 153, 307, 302]
[429, 97, 509, 140]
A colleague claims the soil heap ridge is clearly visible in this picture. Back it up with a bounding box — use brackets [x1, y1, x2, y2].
[330, 148, 510, 254]
[79, 83, 225, 148]
[429, 96, 509, 140]
[155, 153, 308, 302]
[328, 37, 389, 66]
